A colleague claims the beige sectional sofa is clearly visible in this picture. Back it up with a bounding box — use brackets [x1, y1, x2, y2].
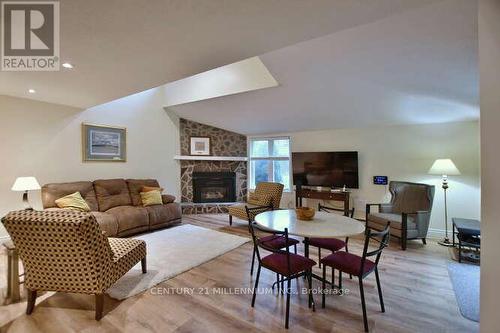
[41, 178, 181, 237]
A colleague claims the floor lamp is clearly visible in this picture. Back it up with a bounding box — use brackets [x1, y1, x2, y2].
[428, 159, 461, 246]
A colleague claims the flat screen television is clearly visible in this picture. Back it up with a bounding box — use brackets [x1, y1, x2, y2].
[292, 151, 359, 189]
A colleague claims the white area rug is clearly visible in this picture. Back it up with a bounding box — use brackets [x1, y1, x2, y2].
[107, 224, 249, 300]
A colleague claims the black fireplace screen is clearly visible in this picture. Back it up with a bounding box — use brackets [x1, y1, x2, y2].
[192, 172, 236, 203]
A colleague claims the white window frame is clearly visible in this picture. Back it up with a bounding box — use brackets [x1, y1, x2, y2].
[248, 136, 292, 192]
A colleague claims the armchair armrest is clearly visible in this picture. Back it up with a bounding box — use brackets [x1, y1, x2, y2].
[402, 210, 432, 237]
[161, 194, 176, 204]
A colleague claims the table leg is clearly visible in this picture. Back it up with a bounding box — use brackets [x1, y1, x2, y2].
[304, 237, 310, 258]
[453, 224, 456, 247]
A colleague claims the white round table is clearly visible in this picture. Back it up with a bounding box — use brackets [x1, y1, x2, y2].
[254, 209, 365, 286]
[254, 209, 365, 239]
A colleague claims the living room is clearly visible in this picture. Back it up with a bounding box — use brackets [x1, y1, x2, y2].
[0, 1, 499, 333]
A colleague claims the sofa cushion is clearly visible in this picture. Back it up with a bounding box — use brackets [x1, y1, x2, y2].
[145, 203, 182, 226]
[94, 179, 132, 212]
[91, 212, 119, 237]
[126, 179, 161, 206]
[42, 181, 98, 211]
[106, 206, 149, 234]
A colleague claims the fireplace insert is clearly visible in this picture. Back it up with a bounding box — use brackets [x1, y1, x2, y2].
[192, 172, 236, 203]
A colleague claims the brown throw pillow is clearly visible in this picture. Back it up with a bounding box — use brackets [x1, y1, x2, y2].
[142, 186, 164, 193]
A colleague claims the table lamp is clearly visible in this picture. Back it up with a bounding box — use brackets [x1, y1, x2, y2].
[11, 177, 41, 210]
[428, 159, 461, 246]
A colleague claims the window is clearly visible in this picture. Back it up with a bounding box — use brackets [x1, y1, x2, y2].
[249, 137, 291, 191]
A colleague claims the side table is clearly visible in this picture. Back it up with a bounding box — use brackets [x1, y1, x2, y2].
[452, 218, 480, 263]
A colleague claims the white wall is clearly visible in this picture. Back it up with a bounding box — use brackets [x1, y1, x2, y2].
[251, 121, 480, 237]
[0, 89, 180, 238]
[479, 0, 500, 331]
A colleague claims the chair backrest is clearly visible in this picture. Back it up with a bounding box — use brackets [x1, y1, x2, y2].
[1, 210, 112, 294]
[360, 222, 391, 273]
[254, 182, 284, 209]
[388, 181, 435, 214]
[318, 203, 355, 218]
[245, 206, 293, 275]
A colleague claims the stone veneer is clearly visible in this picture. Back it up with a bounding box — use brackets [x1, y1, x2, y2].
[179, 118, 247, 212]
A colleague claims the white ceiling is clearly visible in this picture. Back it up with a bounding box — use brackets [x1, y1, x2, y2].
[170, 0, 479, 134]
[0, 0, 439, 108]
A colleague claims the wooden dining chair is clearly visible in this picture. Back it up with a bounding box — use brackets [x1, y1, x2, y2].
[245, 205, 299, 276]
[246, 206, 316, 329]
[320, 222, 390, 332]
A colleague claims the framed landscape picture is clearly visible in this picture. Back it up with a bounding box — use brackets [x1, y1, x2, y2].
[82, 123, 126, 162]
[190, 136, 211, 156]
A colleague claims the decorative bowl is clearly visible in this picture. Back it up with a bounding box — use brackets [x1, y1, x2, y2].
[295, 207, 316, 221]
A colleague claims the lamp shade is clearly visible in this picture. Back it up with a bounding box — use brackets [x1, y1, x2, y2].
[428, 159, 461, 176]
[11, 177, 41, 191]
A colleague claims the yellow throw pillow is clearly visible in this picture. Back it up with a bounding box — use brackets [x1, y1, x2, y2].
[140, 190, 163, 206]
[55, 192, 91, 212]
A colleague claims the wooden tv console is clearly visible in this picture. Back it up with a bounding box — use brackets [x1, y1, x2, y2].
[295, 187, 350, 216]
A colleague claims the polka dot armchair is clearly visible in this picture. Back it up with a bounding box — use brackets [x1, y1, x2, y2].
[228, 182, 284, 225]
[1, 210, 147, 320]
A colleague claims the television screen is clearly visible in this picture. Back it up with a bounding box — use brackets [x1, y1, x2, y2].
[292, 151, 359, 188]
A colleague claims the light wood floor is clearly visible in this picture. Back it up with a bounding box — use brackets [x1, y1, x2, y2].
[0, 214, 478, 333]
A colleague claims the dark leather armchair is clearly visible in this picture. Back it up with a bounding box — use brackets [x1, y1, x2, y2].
[366, 181, 435, 250]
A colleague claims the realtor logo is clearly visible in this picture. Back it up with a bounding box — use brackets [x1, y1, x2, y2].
[1, 1, 59, 71]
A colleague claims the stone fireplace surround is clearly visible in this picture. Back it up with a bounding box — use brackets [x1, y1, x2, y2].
[179, 118, 247, 214]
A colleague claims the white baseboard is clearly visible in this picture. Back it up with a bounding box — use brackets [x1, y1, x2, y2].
[427, 228, 446, 240]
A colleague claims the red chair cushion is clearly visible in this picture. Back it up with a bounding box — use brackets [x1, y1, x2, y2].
[260, 235, 300, 249]
[261, 253, 316, 276]
[308, 237, 346, 252]
[320, 251, 375, 277]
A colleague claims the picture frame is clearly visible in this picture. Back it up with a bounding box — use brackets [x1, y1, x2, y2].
[190, 136, 211, 156]
[82, 123, 127, 162]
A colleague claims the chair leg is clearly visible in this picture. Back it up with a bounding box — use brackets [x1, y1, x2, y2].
[294, 244, 297, 254]
[375, 268, 385, 313]
[339, 271, 343, 290]
[95, 294, 104, 321]
[26, 289, 37, 315]
[251, 264, 261, 307]
[359, 278, 369, 332]
[422, 238, 427, 245]
[318, 248, 321, 268]
[285, 278, 291, 329]
[141, 257, 147, 274]
[401, 235, 407, 250]
[345, 242, 352, 279]
[307, 270, 314, 310]
[250, 247, 256, 275]
[322, 265, 326, 309]
[229, 215, 233, 226]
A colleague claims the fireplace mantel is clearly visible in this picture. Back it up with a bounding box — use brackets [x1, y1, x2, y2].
[174, 155, 248, 161]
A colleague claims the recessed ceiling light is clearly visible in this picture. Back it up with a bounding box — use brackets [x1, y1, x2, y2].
[28, 89, 36, 94]
[62, 62, 74, 69]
